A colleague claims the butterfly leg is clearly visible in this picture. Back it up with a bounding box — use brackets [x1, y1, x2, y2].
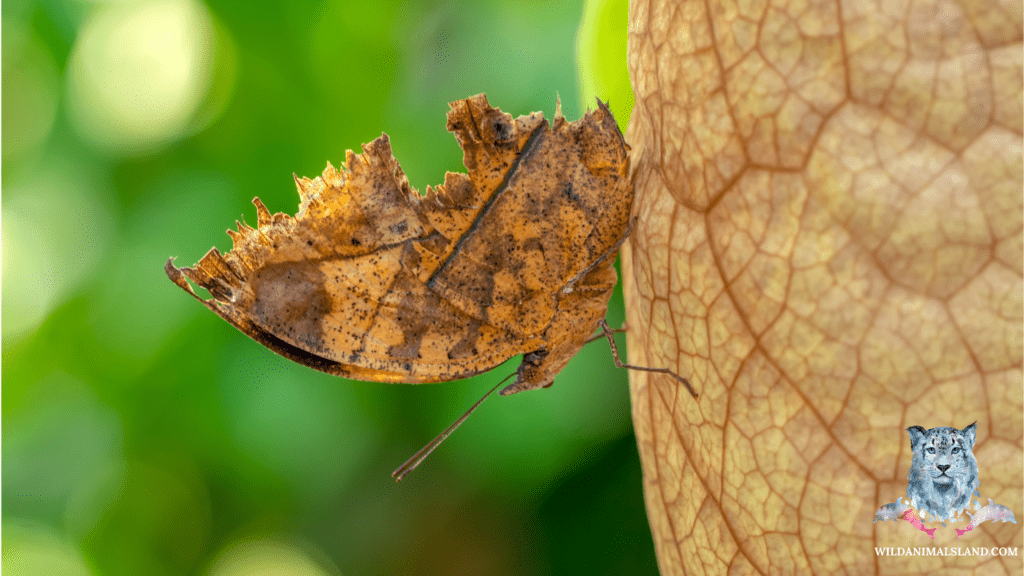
[584, 324, 626, 345]
[598, 318, 698, 398]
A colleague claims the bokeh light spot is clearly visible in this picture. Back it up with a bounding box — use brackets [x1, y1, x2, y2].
[66, 0, 216, 154]
[1, 521, 95, 576]
[2, 164, 114, 341]
[207, 539, 336, 576]
[1, 211, 58, 339]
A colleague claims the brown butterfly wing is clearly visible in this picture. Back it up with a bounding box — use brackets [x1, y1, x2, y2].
[167, 95, 630, 388]
[424, 99, 631, 332]
[167, 97, 537, 382]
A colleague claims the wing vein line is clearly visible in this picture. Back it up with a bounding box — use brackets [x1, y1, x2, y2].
[426, 122, 547, 286]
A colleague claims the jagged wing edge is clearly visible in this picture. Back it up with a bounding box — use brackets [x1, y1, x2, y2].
[167, 133, 419, 298]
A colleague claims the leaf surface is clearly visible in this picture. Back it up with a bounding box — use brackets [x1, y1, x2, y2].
[624, 0, 1023, 572]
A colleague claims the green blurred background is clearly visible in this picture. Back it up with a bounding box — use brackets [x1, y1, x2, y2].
[3, 0, 648, 574]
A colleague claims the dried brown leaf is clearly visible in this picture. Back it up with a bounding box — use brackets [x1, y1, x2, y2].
[625, 0, 1022, 573]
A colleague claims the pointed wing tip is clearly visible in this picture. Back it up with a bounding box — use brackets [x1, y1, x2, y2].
[593, 98, 616, 122]
[165, 256, 185, 281]
[166, 257, 202, 300]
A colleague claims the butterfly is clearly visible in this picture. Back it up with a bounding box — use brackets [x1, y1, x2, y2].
[167, 94, 695, 479]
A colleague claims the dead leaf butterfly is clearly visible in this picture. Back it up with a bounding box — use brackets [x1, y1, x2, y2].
[167, 94, 695, 480]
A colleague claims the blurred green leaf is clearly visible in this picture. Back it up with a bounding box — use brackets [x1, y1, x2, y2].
[575, 0, 632, 132]
[2, 1, 655, 574]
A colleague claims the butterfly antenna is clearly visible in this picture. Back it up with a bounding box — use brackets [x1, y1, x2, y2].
[392, 372, 516, 482]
